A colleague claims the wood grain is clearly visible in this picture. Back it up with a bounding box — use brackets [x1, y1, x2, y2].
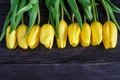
[0, 62, 120, 80]
[0, 0, 120, 64]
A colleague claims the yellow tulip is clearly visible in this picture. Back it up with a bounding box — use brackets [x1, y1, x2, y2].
[68, 23, 80, 47]
[6, 25, 17, 49]
[28, 25, 40, 49]
[103, 21, 118, 49]
[40, 24, 54, 49]
[91, 21, 102, 46]
[57, 20, 68, 48]
[80, 23, 91, 47]
[17, 24, 28, 49]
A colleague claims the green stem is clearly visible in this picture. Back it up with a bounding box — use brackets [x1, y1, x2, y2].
[91, 0, 97, 21]
[37, 3, 40, 25]
[21, 16, 24, 24]
[72, 13, 75, 23]
[48, 14, 50, 24]
[61, 7, 64, 20]
[84, 15, 86, 23]
[101, 0, 110, 21]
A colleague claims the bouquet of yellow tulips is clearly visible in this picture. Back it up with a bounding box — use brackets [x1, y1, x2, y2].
[0, 0, 120, 50]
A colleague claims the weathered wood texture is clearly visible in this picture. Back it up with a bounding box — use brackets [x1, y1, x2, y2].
[0, 63, 120, 80]
[1, 1, 120, 80]
[0, 0, 120, 64]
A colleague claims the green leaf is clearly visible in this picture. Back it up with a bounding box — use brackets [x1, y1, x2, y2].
[45, 0, 60, 37]
[106, 2, 120, 31]
[0, 9, 12, 42]
[16, 0, 39, 16]
[49, 14, 54, 26]
[52, 0, 60, 37]
[78, 0, 93, 22]
[15, 0, 27, 27]
[18, 0, 26, 10]
[78, 0, 93, 7]
[45, 0, 56, 12]
[26, 2, 38, 36]
[67, 0, 82, 29]
[16, 5, 33, 16]
[106, 0, 120, 13]
[29, 0, 38, 5]
[10, 0, 19, 11]
[10, 0, 19, 31]
[60, 0, 71, 20]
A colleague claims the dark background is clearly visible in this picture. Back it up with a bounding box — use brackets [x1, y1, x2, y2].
[0, 0, 120, 80]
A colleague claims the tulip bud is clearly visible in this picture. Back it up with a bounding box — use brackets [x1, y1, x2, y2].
[6, 25, 17, 49]
[80, 23, 91, 47]
[57, 20, 68, 48]
[40, 24, 54, 49]
[28, 25, 40, 49]
[17, 24, 28, 49]
[91, 21, 102, 46]
[68, 23, 80, 47]
[103, 21, 118, 49]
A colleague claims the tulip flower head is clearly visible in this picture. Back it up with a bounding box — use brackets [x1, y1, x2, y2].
[6, 25, 17, 49]
[28, 25, 40, 49]
[17, 24, 28, 49]
[68, 23, 81, 47]
[103, 21, 118, 49]
[91, 21, 102, 46]
[80, 23, 91, 47]
[57, 20, 68, 48]
[40, 24, 54, 49]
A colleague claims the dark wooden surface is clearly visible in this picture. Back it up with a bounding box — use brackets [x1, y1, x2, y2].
[0, 0, 120, 64]
[0, 63, 120, 80]
[0, 0, 120, 80]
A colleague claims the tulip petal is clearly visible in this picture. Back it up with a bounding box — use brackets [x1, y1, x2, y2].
[109, 21, 117, 48]
[6, 25, 17, 49]
[68, 23, 80, 47]
[40, 24, 54, 49]
[17, 24, 28, 49]
[103, 21, 110, 49]
[91, 21, 102, 46]
[81, 23, 91, 47]
[28, 25, 40, 49]
[57, 20, 68, 48]
[103, 21, 117, 49]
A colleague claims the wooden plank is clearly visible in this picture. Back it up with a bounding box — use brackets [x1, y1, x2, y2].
[0, 0, 120, 64]
[0, 62, 120, 80]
